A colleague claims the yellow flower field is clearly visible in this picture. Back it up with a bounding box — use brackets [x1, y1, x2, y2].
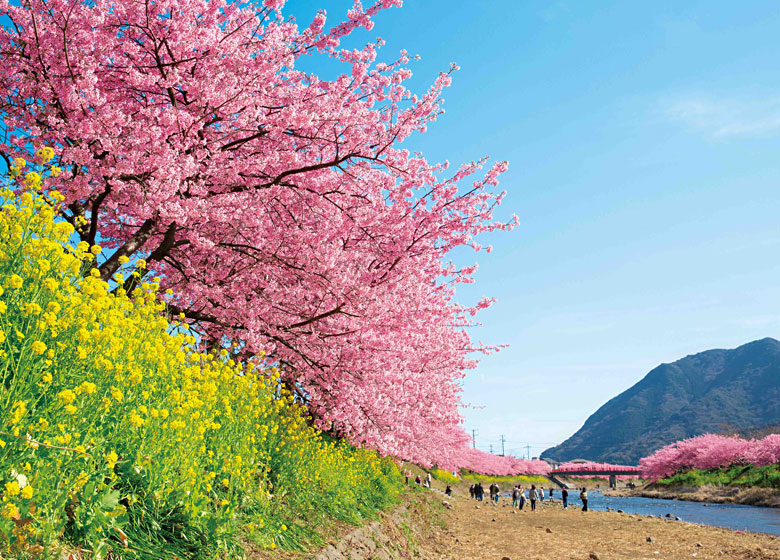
[0, 162, 402, 559]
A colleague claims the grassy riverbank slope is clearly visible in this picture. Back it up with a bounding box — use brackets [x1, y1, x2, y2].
[621, 465, 780, 507]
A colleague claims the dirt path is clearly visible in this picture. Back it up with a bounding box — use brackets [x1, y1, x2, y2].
[424, 492, 780, 560]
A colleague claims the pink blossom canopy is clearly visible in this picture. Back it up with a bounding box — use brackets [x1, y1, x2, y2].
[0, 0, 516, 468]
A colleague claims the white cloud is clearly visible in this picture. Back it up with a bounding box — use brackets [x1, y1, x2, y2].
[666, 96, 780, 139]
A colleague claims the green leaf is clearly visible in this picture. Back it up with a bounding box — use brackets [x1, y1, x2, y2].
[100, 489, 120, 511]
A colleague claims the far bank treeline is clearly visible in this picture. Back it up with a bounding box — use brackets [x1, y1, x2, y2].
[640, 433, 780, 487]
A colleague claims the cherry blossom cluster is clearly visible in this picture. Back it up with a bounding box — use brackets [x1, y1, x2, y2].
[551, 461, 641, 480]
[0, 0, 515, 468]
[453, 448, 550, 476]
[639, 434, 780, 480]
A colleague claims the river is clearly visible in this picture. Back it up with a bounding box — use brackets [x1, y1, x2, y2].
[564, 490, 780, 535]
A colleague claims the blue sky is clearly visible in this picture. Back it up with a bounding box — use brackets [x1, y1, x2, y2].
[288, 0, 780, 460]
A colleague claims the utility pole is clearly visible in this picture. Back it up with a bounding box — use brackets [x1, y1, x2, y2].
[471, 429, 477, 449]
[490, 444, 493, 454]
[525, 443, 531, 460]
[500, 435, 506, 457]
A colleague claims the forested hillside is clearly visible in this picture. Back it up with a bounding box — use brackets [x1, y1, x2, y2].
[543, 338, 780, 464]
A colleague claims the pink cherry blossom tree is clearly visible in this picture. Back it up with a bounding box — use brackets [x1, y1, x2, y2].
[0, 0, 514, 465]
[639, 433, 780, 480]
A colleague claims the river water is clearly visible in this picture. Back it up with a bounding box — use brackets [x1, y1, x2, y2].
[564, 490, 780, 535]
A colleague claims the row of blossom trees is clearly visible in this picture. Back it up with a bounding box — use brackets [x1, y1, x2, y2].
[639, 434, 780, 480]
[458, 449, 551, 476]
[0, 0, 528, 472]
[553, 461, 641, 480]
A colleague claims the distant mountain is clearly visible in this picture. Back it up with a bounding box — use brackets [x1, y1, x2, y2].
[542, 338, 780, 465]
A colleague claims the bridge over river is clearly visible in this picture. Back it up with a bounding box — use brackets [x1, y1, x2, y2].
[548, 466, 641, 489]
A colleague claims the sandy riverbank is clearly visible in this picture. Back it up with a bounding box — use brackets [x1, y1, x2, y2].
[420, 491, 780, 559]
[606, 484, 780, 508]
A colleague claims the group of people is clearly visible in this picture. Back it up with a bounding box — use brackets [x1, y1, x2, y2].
[469, 483, 590, 512]
[406, 470, 433, 488]
[404, 469, 591, 513]
[404, 470, 453, 496]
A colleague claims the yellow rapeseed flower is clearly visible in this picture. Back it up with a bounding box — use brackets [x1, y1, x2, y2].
[105, 450, 119, 469]
[10, 401, 26, 425]
[4, 480, 20, 496]
[2, 503, 19, 519]
[58, 389, 76, 405]
[36, 146, 55, 162]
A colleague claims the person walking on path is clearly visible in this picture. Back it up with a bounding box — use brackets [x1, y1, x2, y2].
[549, 488, 554, 501]
[580, 487, 588, 512]
[562, 487, 569, 509]
[475, 483, 484, 501]
[445, 485, 452, 496]
[426, 472, 432, 489]
[469, 484, 475, 499]
[529, 485, 538, 512]
[492, 483, 500, 504]
[512, 486, 520, 508]
[519, 486, 526, 510]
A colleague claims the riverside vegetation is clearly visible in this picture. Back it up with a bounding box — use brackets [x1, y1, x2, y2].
[655, 464, 780, 489]
[0, 163, 402, 559]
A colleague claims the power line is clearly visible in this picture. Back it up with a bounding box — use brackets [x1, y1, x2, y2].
[471, 429, 477, 449]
